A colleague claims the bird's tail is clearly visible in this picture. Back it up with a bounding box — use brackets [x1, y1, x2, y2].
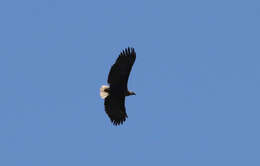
[100, 85, 109, 99]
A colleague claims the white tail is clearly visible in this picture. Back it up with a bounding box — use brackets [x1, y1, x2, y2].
[100, 85, 109, 99]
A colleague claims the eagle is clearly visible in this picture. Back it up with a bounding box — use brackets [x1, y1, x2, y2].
[100, 47, 136, 125]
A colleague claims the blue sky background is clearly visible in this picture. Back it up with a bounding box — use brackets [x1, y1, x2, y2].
[0, 0, 260, 165]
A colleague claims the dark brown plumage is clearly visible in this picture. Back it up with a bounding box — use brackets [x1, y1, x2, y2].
[101, 47, 136, 125]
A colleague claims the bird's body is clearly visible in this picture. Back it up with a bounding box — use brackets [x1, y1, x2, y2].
[100, 47, 136, 125]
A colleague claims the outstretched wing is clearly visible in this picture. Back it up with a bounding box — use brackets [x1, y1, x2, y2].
[104, 95, 128, 125]
[107, 47, 136, 92]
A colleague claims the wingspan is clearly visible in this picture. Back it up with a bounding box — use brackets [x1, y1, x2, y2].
[104, 47, 136, 125]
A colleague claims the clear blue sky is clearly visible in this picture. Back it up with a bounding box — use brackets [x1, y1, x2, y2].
[0, 0, 259, 165]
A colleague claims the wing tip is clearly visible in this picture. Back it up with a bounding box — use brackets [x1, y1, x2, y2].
[119, 47, 136, 62]
[110, 113, 128, 126]
[111, 117, 128, 126]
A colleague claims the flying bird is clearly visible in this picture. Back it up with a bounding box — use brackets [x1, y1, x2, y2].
[100, 47, 136, 125]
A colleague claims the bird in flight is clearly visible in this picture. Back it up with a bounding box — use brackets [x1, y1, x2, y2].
[100, 47, 136, 125]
